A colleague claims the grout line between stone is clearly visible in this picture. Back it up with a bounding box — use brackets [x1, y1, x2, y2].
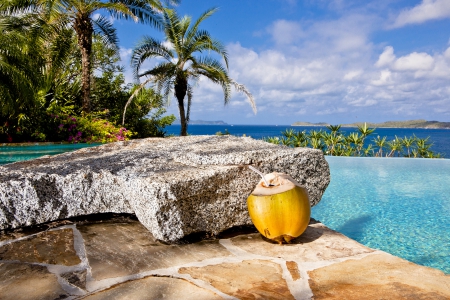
[219, 238, 315, 300]
[297, 249, 385, 273]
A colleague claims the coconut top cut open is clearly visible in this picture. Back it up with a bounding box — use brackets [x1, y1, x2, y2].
[251, 172, 303, 196]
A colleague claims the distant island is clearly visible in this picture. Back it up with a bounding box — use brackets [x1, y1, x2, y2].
[292, 119, 450, 129]
[173, 120, 228, 125]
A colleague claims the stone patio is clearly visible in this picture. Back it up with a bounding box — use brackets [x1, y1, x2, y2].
[0, 214, 448, 299]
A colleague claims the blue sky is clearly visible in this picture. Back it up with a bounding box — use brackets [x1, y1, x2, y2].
[113, 0, 450, 125]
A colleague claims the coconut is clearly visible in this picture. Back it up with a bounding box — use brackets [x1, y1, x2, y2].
[247, 172, 311, 244]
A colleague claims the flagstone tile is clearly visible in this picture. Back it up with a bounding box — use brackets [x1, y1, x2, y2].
[308, 253, 450, 300]
[0, 262, 67, 300]
[82, 276, 222, 300]
[61, 269, 87, 290]
[77, 219, 232, 281]
[230, 222, 373, 262]
[179, 259, 295, 299]
[286, 261, 301, 281]
[0, 228, 81, 266]
[0, 220, 74, 243]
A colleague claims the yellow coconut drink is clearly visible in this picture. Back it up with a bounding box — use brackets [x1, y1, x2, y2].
[247, 168, 311, 244]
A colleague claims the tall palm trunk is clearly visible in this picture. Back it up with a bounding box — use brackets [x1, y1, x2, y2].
[175, 75, 188, 136]
[74, 16, 93, 114]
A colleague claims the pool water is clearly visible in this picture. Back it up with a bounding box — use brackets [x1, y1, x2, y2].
[312, 156, 450, 274]
[0, 143, 100, 165]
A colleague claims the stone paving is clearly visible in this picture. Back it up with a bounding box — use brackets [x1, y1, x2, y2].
[0, 214, 449, 300]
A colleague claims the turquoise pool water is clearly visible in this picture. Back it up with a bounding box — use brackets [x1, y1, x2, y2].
[0, 143, 100, 165]
[312, 156, 450, 274]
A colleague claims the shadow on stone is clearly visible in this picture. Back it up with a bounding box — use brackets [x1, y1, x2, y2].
[225, 218, 324, 245]
[0, 213, 139, 243]
[170, 225, 259, 244]
[217, 225, 259, 239]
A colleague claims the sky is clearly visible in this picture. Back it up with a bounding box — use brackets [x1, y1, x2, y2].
[112, 0, 450, 125]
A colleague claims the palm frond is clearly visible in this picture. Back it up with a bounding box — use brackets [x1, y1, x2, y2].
[162, 8, 183, 54]
[108, 0, 162, 29]
[185, 7, 218, 43]
[131, 36, 174, 79]
[138, 61, 175, 81]
[230, 79, 257, 114]
[122, 77, 154, 124]
[92, 15, 119, 50]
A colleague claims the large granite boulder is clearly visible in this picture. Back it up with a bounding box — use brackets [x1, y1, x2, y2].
[0, 136, 330, 243]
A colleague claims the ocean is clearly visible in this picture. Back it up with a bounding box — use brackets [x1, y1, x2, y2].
[165, 125, 450, 158]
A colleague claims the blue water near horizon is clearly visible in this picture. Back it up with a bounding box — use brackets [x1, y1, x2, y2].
[166, 124, 450, 158]
[313, 156, 450, 274]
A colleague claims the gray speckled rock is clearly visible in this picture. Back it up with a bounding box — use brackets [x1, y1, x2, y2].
[0, 136, 330, 242]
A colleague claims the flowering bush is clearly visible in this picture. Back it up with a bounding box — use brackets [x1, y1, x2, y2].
[50, 112, 133, 143]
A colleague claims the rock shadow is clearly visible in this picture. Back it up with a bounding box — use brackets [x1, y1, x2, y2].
[336, 214, 373, 241]
[254, 218, 324, 245]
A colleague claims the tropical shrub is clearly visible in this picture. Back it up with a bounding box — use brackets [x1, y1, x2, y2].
[31, 112, 132, 143]
[263, 124, 442, 158]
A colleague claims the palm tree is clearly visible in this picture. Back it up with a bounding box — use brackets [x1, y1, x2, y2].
[401, 135, 415, 157]
[126, 7, 256, 136]
[1, 5, 77, 139]
[372, 135, 387, 157]
[386, 136, 403, 157]
[6, 0, 177, 115]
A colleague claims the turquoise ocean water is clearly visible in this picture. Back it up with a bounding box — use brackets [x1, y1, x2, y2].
[1, 125, 449, 274]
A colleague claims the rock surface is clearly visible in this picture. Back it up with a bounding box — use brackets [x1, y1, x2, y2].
[179, 259, 296, 299]
[0, 136, 330, 242]
[0, 214, 448, 299]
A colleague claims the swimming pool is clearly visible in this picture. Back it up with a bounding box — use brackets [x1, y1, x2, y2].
[312, 156, 450, 274]
[0, 143, 100, 165]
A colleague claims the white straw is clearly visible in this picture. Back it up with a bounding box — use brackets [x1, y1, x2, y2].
[248, 165, 272, 187]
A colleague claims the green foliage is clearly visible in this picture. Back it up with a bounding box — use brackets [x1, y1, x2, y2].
[91, 65, 176, 139]
[264, 124, 442, 159]
[0, 0, 176, 143]
[28, 111, 132, 143]
[0, 23, 174, 143]
[215, 129, 231, 136]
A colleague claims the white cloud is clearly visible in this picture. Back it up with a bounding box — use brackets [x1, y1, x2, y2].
[375, 46, 436, 72]
[343, 70, 363, 81]
[316, 107, 348, 115]
[371, 69, 392, 86]
[393, 52, 435, 71]
[393, 0, 450, 28]
[444, 47, 450, 59]
[223, 38, 450, 123]
[375, 46, 395, 68]
[267, 20, 304, 45]
[119, 48, 132, 60]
